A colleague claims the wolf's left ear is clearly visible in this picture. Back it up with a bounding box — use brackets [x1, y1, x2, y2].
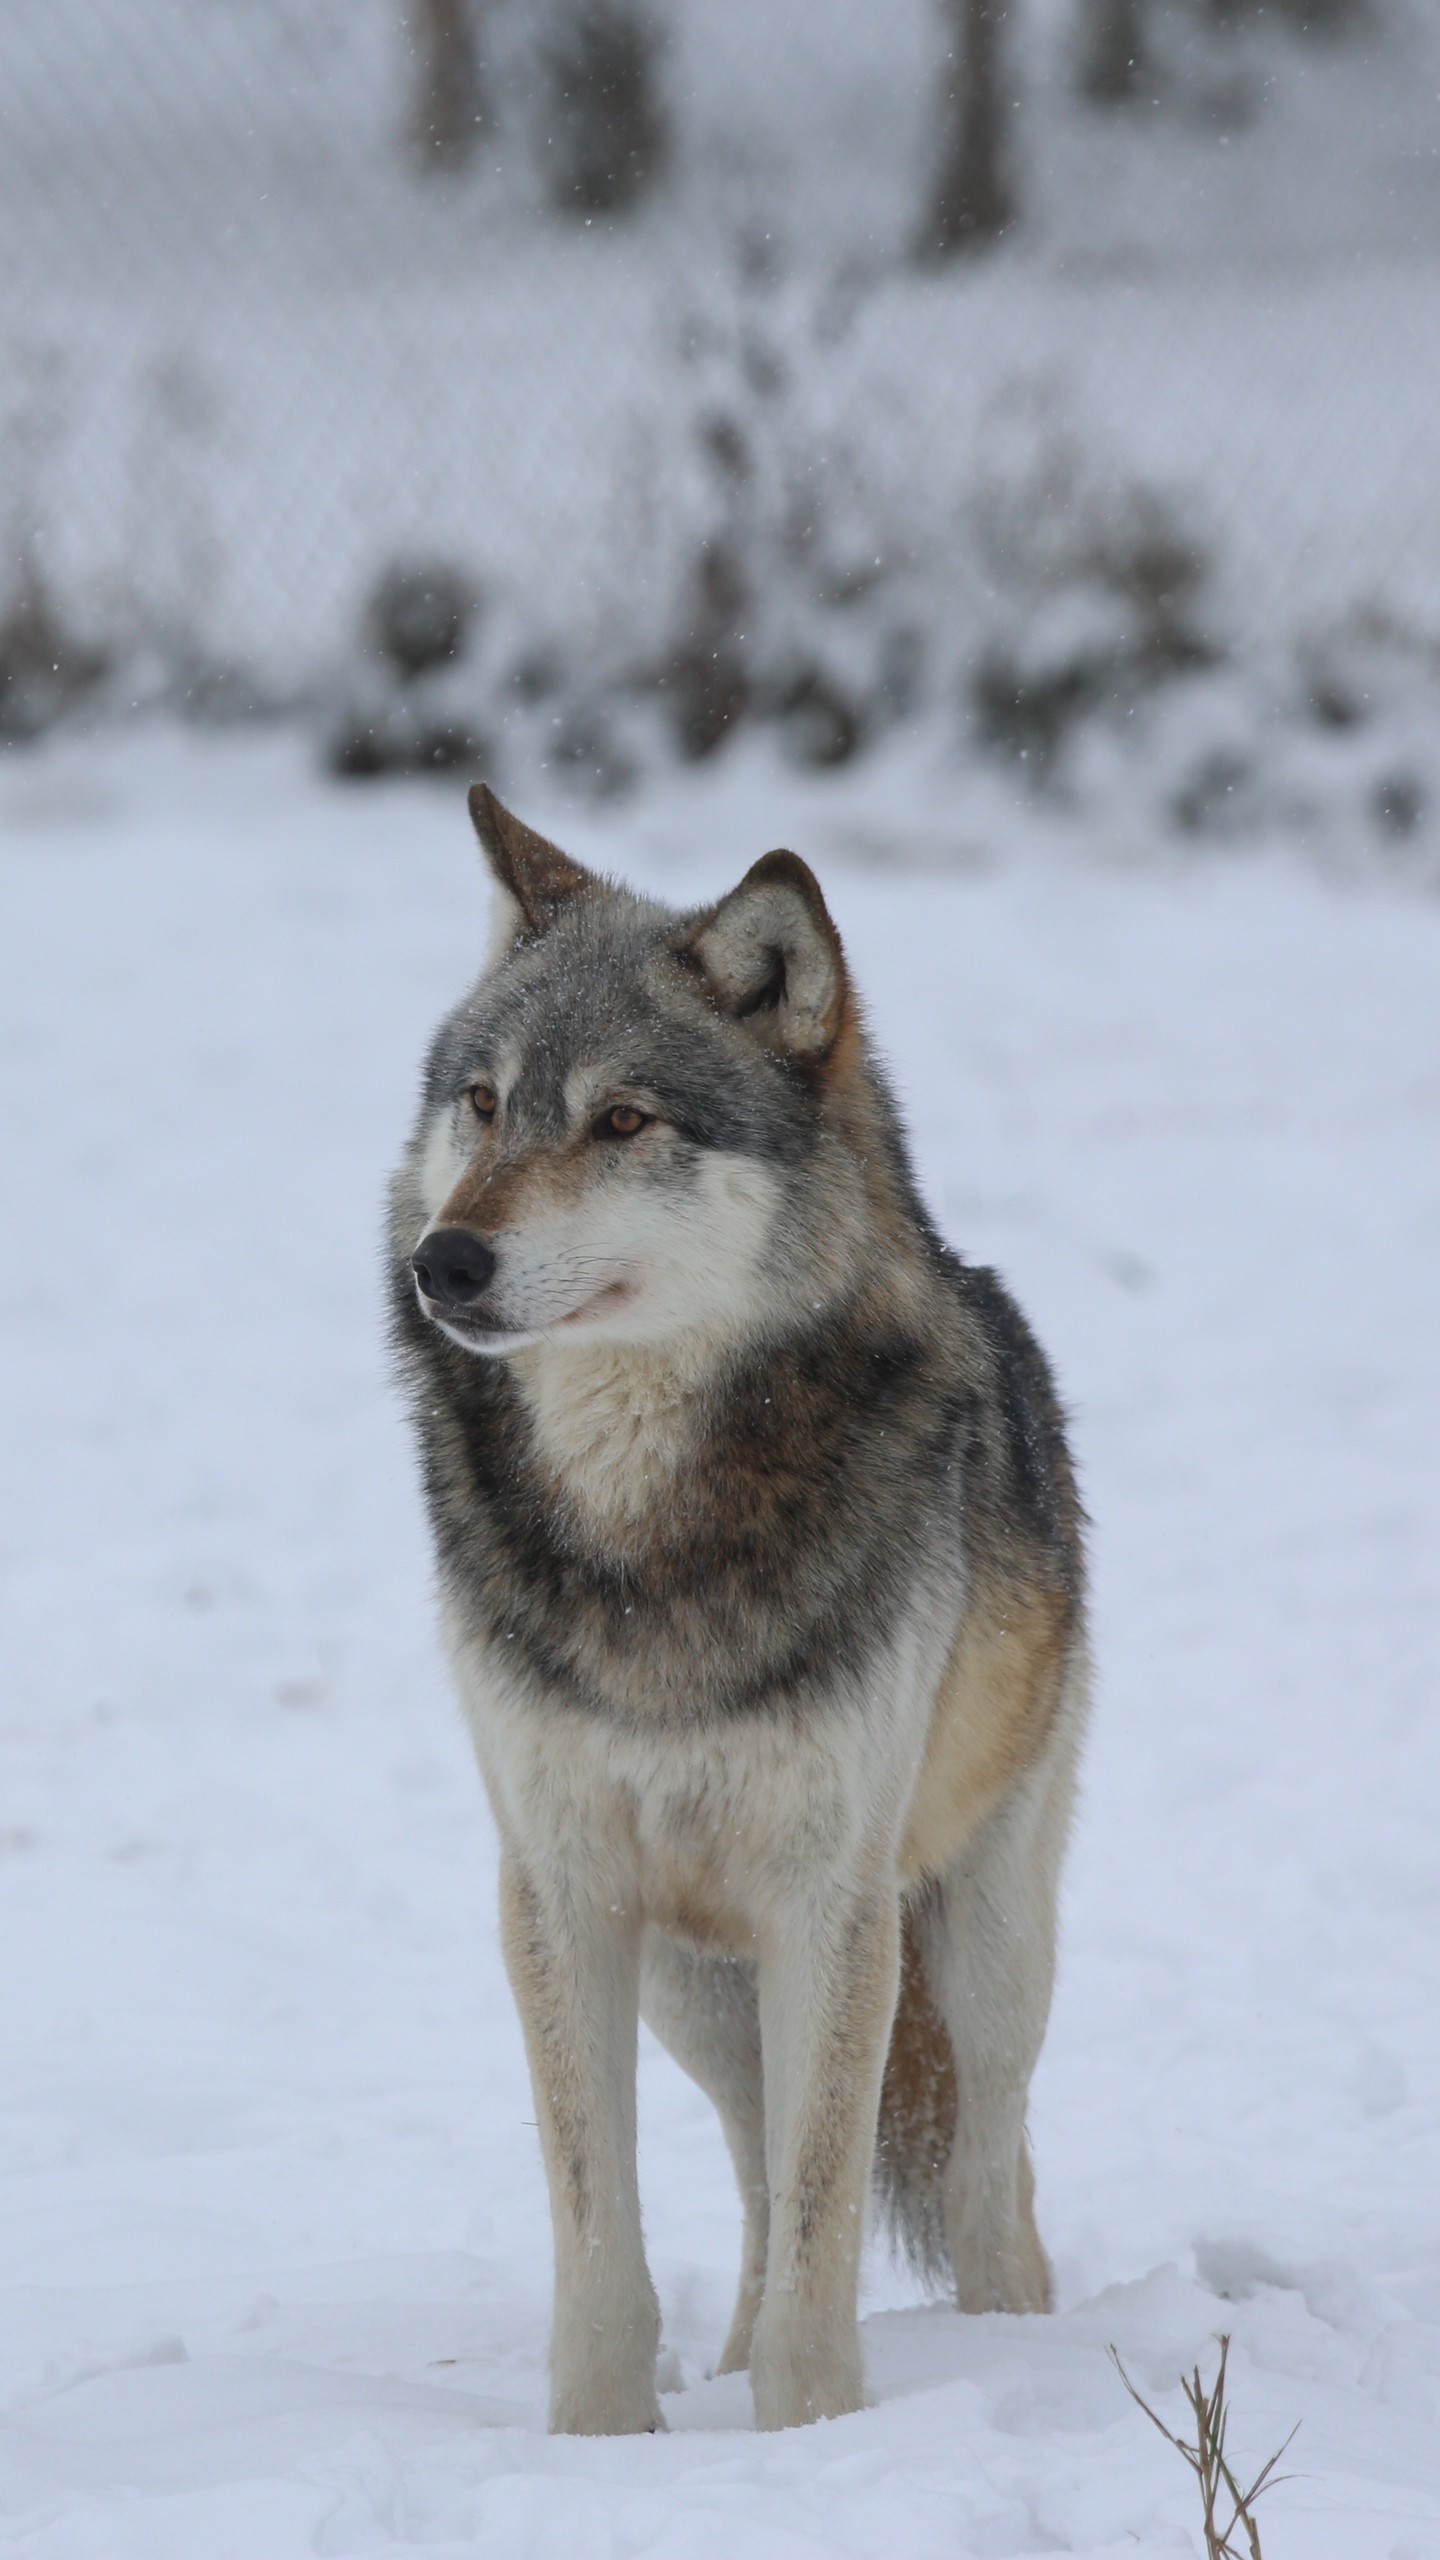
[468, 782, 594, 934]
[686, 850, 846, 1060]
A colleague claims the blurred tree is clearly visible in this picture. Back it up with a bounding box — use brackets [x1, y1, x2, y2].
[915, 0, 1014, 259]
[539, 3, 667, 216]
[408, 0, 489, 173]
[1079, 0, 1149, 101]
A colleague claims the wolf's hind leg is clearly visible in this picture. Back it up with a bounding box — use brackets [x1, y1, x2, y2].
[640, 1933, 768, 2374]
[915, 1739, 1077, 2317]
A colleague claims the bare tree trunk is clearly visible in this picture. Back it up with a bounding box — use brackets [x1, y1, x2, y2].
[409, 0, 488, 173]
[540, 2, 667, 217]
[1079, 0, 1148, 103]
[916, 0, 1014, 261]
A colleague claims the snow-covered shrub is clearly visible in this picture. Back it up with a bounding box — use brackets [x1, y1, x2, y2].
[647, 262, 924, 769]
[1056, 609, 1440, 878]
[0, 557, 106, 743]
[965, 400, 1217, 783]
[328, 559, 487, 779]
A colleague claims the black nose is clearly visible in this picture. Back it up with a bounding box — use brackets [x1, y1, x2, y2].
[412, 1228, 497, 1308]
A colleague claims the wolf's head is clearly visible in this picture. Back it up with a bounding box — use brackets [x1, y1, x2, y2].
[401, 786, 897, 1360]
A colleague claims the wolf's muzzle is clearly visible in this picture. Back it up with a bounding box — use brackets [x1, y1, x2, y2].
[412, 1228, 497, 1308]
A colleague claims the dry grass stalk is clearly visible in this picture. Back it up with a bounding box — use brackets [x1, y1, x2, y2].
[1109, 2334, 1298, 2560]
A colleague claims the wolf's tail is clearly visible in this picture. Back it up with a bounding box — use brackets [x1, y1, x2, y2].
[873, 1890, 957, 2289]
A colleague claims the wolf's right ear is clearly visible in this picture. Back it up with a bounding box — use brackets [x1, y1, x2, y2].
[685, 850, 847, 1060]
[468, 783, 594, 938]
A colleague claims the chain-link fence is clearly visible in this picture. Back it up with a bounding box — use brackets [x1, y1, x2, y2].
[5, 0, 1440, 837]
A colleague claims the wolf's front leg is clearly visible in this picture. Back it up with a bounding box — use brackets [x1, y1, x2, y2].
[498, 1857, 662, 2435]
[750, 1878, 901, 2430]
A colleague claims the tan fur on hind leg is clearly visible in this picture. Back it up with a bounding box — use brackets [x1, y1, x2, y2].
[914, 1726, 1080, 2317]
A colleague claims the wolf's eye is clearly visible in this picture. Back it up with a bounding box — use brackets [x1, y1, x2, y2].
[595, 1104, 650, 1139]
[467, 1082, 497, 1122]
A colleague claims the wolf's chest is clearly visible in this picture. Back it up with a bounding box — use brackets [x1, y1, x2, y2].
[433, 1320, 955, 1721]
[486, 1462, 808, 1720]
[516, 1344, 698, 1544]
[445, 1421, 865, 1724]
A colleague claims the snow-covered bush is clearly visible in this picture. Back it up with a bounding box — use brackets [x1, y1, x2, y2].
[646, 264, 924, 771]
[965, 398, 1217, 781]
[4, 0, 1439, 872]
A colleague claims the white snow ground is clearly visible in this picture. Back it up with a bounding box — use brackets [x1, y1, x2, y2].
[0, 731, 1437, 2558]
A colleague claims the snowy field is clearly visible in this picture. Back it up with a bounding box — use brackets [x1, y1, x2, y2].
[0, 732, 1438, 2557]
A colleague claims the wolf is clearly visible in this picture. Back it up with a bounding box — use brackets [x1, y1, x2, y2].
[388, 785, 1088, 2436]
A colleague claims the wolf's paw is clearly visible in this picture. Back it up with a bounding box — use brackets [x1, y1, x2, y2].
[549, 2287, 665, 2434]
[549, 2376, 667, 2436]
[749, 2316, 865, 2430]
[952, 2229, 1054, 2317]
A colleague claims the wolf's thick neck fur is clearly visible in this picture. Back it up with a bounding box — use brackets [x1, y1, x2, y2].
[513, 1329, 733, 1532]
